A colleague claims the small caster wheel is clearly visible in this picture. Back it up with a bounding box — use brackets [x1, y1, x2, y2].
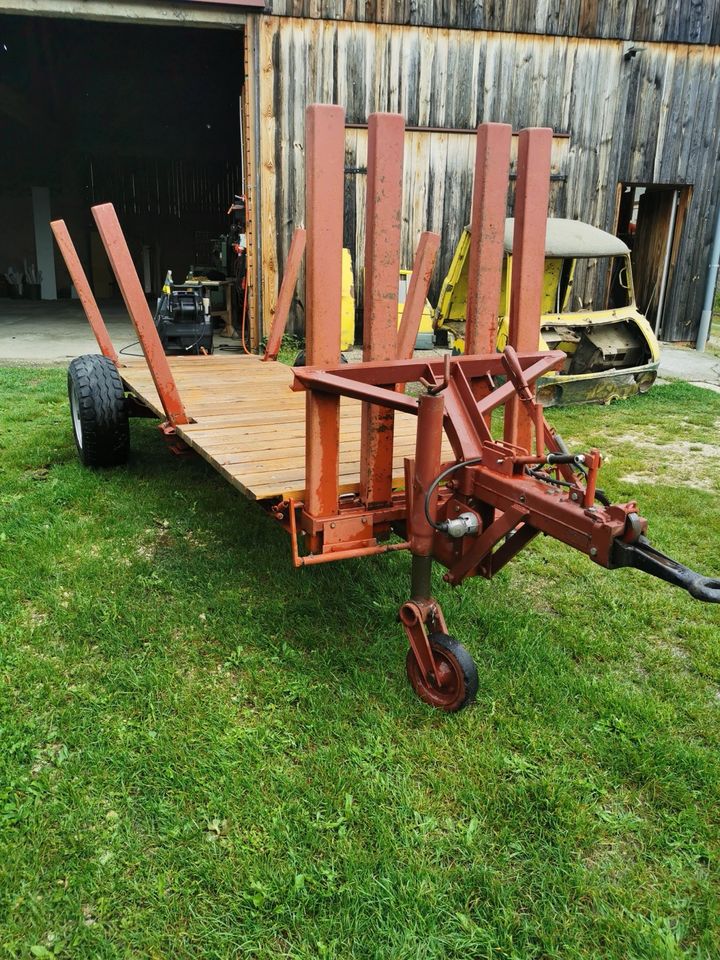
[405, 633, 478, 712]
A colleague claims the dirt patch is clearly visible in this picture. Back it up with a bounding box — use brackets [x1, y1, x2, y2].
[609, 428, 720, 491]
[619, 471, 715, 491]
[612, 431, 720, 459]
[136, 521, 176, 560]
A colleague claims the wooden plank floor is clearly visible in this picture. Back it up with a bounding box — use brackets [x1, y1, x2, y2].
[120, 354, 452, 502]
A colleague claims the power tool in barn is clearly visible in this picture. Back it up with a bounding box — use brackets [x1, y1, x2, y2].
[153, 270, 214, 355]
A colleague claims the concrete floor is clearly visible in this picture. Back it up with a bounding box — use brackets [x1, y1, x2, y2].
[1, 299, 720, 394]
[0, 299, 135, 364]
[657, 343, 720, 394]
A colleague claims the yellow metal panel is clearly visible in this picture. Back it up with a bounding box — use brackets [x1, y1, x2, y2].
[435, 228, 470, 326]
[340, 248, 356, 351]
[398, 268, 434, 342]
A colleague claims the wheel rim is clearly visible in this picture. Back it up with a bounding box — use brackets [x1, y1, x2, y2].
[406, 645, 466, 711]
[69, 380, 83, 450]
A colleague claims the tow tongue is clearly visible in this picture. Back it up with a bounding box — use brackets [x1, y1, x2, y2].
[611, 535, 720, 603]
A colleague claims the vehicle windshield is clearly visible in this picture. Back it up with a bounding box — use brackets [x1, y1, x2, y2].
[556, 255, 633, 313]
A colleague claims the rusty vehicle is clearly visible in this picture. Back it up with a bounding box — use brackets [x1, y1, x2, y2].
[434, 219, 660, 405]
[52, 111, 718, 713]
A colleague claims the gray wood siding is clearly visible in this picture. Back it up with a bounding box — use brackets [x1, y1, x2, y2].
[255, 15, 720, 341]
[267, 1, 720, 46]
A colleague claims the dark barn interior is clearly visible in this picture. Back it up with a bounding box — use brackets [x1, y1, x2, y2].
[0, 14, 243, 309]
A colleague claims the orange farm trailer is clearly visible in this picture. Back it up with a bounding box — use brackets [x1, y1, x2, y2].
[52, 105, 719, 712]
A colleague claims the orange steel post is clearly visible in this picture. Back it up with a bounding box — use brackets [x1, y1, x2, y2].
[409, 391, 446, 560]
[304, 105, 345, 527]
[360, 112, 405, 507]
[464, 123, 512, 356]
[399, 389, 447, 687]
[396, 231, 440, 360]
[263, 227, 306, 361]
[91, 203, 190, 427]
[503, 127, 552, 450]
[50, 219, 119, 365]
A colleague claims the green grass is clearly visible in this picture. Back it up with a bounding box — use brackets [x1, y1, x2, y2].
[1, 368, 720, 959]
[708, 292, 720, 356]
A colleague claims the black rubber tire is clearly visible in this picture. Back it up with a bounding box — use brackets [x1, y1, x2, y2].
[67, 355, 130, 467]
[293, 350, 349, 367]
[405, 633, 479, 712]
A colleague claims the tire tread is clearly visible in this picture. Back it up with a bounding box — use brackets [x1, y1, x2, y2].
[68, 355, 129, 467]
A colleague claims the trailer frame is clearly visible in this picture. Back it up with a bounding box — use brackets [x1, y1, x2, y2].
[53, 105, 720, 712]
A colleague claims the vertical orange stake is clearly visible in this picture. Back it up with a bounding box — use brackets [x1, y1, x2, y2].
[92, 203, 189, 427]
[303, 105, 345, 530]
[464, 123, 512, 357]
[50, 219, 119, 365]
[503, 128, 552, 450]
[397, 231, 440, 361]
[360, 112, 405, 508]
[263, 227, 307, 361]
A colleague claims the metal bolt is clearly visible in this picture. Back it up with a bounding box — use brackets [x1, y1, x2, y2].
[330, 522, 336, 528]
[519, 495, 526, 503]
[590, 547, 598, 557]
[570, 492, 579, 501]
[361, 517, 367, 524]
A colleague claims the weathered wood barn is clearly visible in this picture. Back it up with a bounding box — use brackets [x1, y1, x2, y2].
[1, 0, 719, 346]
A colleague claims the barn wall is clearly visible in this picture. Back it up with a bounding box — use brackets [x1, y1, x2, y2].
[267, 1, 720, 46]
[255, 14, 720, 342]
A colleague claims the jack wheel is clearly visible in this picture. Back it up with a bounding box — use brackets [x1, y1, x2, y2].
[405, 633, 478, 712]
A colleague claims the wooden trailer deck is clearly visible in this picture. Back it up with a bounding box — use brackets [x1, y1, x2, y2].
[120, 354, 451, 503]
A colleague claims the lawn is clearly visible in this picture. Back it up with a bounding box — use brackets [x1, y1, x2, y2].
[1, 366, 719, 959]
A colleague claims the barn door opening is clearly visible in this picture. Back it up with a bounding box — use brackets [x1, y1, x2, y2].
[0, 13, 252, 347]
[615, 183, 692, 339]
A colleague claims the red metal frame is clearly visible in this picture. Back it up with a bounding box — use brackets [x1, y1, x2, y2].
[263, 227, 306, 362]
[91, 203, 190, 427]
[57, 103, 719, 712]
[294, 348, 638, 561]
[49, 219, 119, 364]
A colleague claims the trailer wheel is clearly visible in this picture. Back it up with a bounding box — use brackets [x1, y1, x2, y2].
[405, 633, 478, 712]
[292, 350, 349, 367]
[68, 355, 129, 467]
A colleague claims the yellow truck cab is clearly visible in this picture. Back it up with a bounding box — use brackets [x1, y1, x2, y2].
[434, 218, 660, 405]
